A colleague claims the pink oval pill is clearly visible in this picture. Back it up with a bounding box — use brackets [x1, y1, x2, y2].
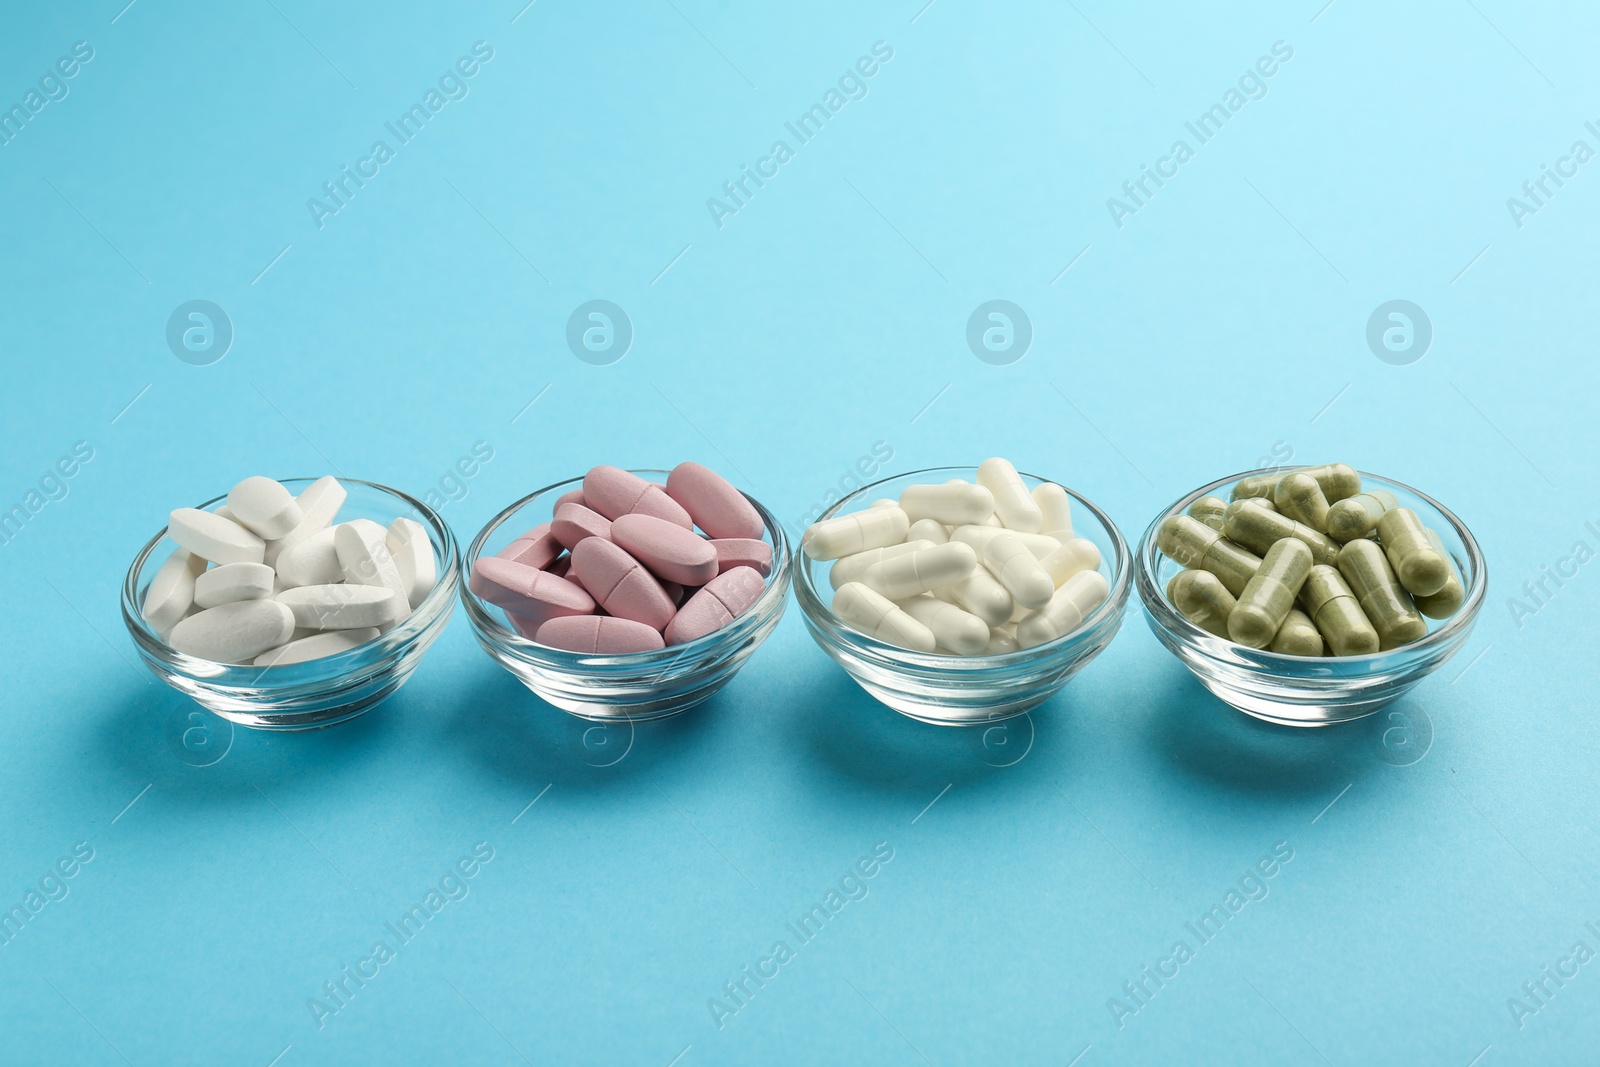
[469, 557, 595, 625]
[666, 462, 763, 539]
[663, 566, 766, 645]
[534, 615, 665, 654]
[554, 487, 585, 511]
[552, 503, 612, 550]
[582, 466, 692, 528]
[497, 522, 562, 569]
[610, 513, 718, 586]
[568, 538, 676, 631]
[710, 538, 773, 577]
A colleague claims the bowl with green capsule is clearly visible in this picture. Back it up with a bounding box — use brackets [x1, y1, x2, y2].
[1135, 467, 1486, 726]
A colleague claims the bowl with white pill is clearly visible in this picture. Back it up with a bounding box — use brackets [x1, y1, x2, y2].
[1136, 466, 1486, 726]
[793, 462, 1131, 725]
[122, 476, 461, 730]
[461, 465, 792, 722]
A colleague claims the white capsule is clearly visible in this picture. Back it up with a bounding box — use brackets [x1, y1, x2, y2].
[141, 548, 205, 633]
[167, 507, 265, 566]
[985, 626, 1021, 654]
[253, 627, 380, 667]
[264, 476, 346, 567]
[832, 582, 936, 652]
[951, 525, 1060, 559]
[947, 568, 1013, 628]
[168, 599, 295, 663]
[981, 533, 1053, 609]
[898, 596, 990, 656]
[225, 476, 304, 540]
[1039, 537, 1101, 587]
[1032, 483, 1074, 539]
[334, 519, 410, 606]
[803, 506, 910, 560]
[906, 518, 948, 545]
[870, 498, 899, 508]
[275, 526, 341, 588]
[1016, 569, 1109, 649]
[898, 483, 995, 525]
[977, 458, 1042, 533]
[193, 562, 276, 608]
[829, 540, 934, 590]
[386, 517, 437, 609]
[275, 584, 407, 631]
[861, 541, 978, 600]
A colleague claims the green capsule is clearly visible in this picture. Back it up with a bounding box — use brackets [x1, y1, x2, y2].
[1253, 496, 1279, 513]
[1412, 528, 1464, 619]
[1231, 471, 1287, 501]
[1298, 463, 1361, 502]
[1222, 499, 1341, 566]
[1270, 608, 1324, 656]
[1337, 539, 1428, 650]
[1166, 569, 1237, 637]
[1275, 472, 1331, 532]
[1158, 515, 1263, 596]
[1299, 564, 1380, 655]
[1228, 538, 1313, 648]
[1325, 489, 1398, 543]
[1187, 495, 1228, 532]
[1375, 507, 1450, 598]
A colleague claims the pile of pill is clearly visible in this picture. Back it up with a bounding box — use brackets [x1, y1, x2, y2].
[469, 464, 773, 653]
[142, 477, 438, 665]
[801, 459, 1109, 654]
[1159, 463, 1465, 655]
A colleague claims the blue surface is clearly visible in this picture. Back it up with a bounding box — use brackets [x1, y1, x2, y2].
[2, 2, 1598, 1063]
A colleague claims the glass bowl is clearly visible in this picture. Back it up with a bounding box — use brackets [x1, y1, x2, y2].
[1136, 469, 1487, 727]
[121, 478, 461, 730]
[793, 466, 1131, 726]
[460, 470, 792, 722]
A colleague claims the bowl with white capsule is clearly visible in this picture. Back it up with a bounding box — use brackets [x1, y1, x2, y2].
[793, 463, 1131, 725]
[121, 476, 461, 730]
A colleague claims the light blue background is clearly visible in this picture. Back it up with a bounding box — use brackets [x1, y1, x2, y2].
[2, 1, 1597, 1063]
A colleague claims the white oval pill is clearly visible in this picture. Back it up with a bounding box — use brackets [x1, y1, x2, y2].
[227, 477, 305, 539]
[861, 541, 977, 600]
[898, 483, 994, 525]
[978, 458, 1043, 533]
[832, 582, 936, 652]
[386, 517, 436, 609]
[168, 508, 265, 566]
[253, 627, 380, 666]
[168, 599, 295, 663]
[275, 584, 407, 631]
[1016, 569, 1109, 649]
[803, 507, 909, 560]
[334, 519, 410, 605]
[141, 549, 205, 633]
[275, 527, 342, 588]
[193, 562, 276, 608]
[264, 476, 346, 566]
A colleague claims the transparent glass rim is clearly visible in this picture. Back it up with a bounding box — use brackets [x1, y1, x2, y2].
[792, 465, 1132, 668]
[1135, 468, 1487, 668]
[459, 469, 792, 670]
[120, 477, 462, 681]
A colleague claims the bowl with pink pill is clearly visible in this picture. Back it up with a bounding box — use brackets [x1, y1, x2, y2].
[121, 477, 462, 730]
[461, 464, 792, 721]
[793, 465, 1132, 726]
